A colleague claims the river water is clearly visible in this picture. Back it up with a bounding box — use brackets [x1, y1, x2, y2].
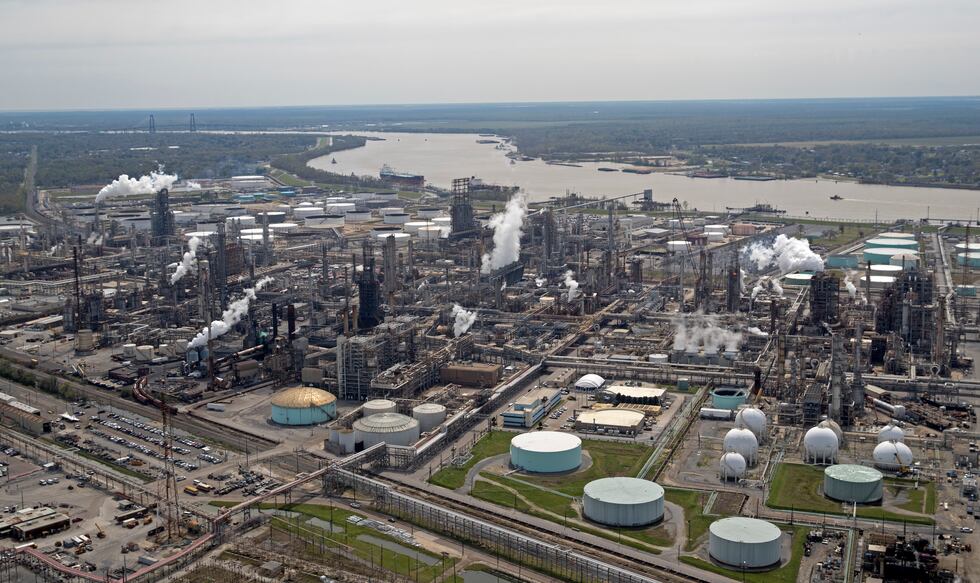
[309, 132, 978, 222]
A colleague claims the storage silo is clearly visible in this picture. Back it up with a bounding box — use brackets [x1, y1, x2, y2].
[711, 387, 749, 410]
[510, 432, 582, 473]
[582, 477, 665, 527]
[734, 408, 767, 441]
[270, 387, 338, 425]
[823, 464, 883, 503]
[708, 517, 783, 569]
[417, 207, 444, 219]
[383, 212, 410, 225]
[719, 452, 747, 481]
[865, 238, 918, 250]
[363, 399, 397, 417]
[804, 426, 839, 464]
[723, 428, 758, 465]
[352, 413, 420, 447]
[872, 441, 914, 470]
[877, 424, 905, 443]
[412, 403, 447, 433]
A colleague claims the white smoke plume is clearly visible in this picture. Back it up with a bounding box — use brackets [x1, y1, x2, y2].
[843, 275, 857, 299]
[481, 191, 528, 273]
[771, 279, 784, 297]
[95, 171, 178, 204]
[739, 269, 747, 293]
[746, 234, 824, 274]
[747, 327, 769, 337]
[186, 181, 202, 190]
[451, 304, 477, 337]
[563, 270, 580, 301]
[170, 236, 202, 285]
[86, 232, 98, 244]
[534, 277, 546, 288]
[672, 313, 743, 354]
[188, 277, 273, 349]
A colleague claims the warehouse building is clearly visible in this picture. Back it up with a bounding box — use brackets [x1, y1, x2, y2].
[11, 512, 71, 541]
[440, 362, 502, 387]
[574, 409, 646, 435]
[501, 385, 562, 428]
[599, 385, 666, 405]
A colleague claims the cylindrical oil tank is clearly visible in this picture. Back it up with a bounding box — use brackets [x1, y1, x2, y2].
[956, 252, 980, 268]
[823, 464, 883, 503]
[865, 238, 918, 250]
[373, 191, 398, 202]
[723, 428, 759, 465]
[271, 387, 337, 425]
[417, 226, 443, 243]
[269, 222, 298, 233]
[304, 214, 340, 229]
[383, 212, 410, 225]
[719, 452, 747, 480]
[135, 345, 155, 362]
[878, 232, 916, 240]
[863, 247, 917, 264]
[375, 232, 411, 247]
[351, 191, 376, 200]
[174, 339, 189, 353]
[510, 431, 582, 473]
[404, 221, 435, 234]
[363, 399, 397, 417]
[292, 206, 323, 220]
[582, 477, 665, 527]
[345, 210, 372, 223]
[431, 217, 451, 227]
[731, 223, 757, 236]
[704, 224, 730, 234]
[711, 387, 748, 410]
[378, 207, 404, 217]
[889, 253, 919, 268]
[954, 242, 980, 253]
[783, 272, 814, 287]
[709, 517, 782, 569]
[75, 330, 95, 352]
[326, 202, 357, 214]
[417, 207, 444, 219]
[869, 264, 903, 274]
[667, 240, 692, 253]
[122, 343, 138, 358]
[859, 274, 897, 290]
[157, 344, 174, 357]
[647, 353, 669, 364]
[412, 403, 448, 433]
[353, 413, 420, 447]
[257, 211, 286, 224]
[226, 215, 256, 228]
[173, 211, 198, 225]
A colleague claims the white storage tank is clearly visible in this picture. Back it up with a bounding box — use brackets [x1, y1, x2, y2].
[404, 221, 435, 234]
[326, 202, 357, 214]
[723, 428, 758, 465]
[269, 222, 299, 233]
[226, 215, 256, 228]
[667, 240, 692, 253]
[352, 413, 420, 447]
[257, 211, 287, 224]
[823, 464, 883, 503]
[873, 441, 914, 470]
[122, 343, 138, 358]
[412, 403, 447, 433]
[804, 426, 839, 464]
[383, 212, 410, 225]
[859, 274, 897, 290]
[375, 232, 411, 247]
[378, 207, 404, 217]
[431, 217, 452, 228]
[510, 432, 582, 473]
[719, 452, 747, 481]
[705, 231, 725, 242]
[293, 206, 323, 221]
[135, 345, 155, 362]
[582, 477, 665, 527]
[417, 226, 443, 244]
[709, 517, 783, 569]
[704, 224, 730, 234]
[647, 353, 669, 365]
[734, 407, 767, 442]
[363, 399, 397, 417]
[305, 214, 345, 229]
[877, 423, 905, 443]
[417, 207, 444, 219]
[889, 253, 920, 268]
[345, 210, 372, 223]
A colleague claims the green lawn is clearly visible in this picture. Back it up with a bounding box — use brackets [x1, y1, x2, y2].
[210, 501, 448, 582]
[471, 479, 531, 513]
[664, 488, 714, 551]
[767, 463, 934, 525]
[480, 473, 577, 518]
[680, 525, 808, 583]
[894, 481, 937, 514]
[519, 439, 653, 496]
[428, 431, 513, 490]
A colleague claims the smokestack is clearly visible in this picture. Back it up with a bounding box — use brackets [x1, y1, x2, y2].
[271, 302, 279, 341]
[287, 304, 296, 342]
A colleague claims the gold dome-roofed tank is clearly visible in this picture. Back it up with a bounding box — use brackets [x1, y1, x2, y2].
[270, 386, 337, 425]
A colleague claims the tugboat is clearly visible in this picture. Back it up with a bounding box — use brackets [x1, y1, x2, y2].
[830, 195, 843, 201]
[331, 158, 337, 164]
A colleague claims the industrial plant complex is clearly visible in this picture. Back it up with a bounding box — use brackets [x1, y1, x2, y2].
[0, 161, 976, 583]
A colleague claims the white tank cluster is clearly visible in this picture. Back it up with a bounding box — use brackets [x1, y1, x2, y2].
[708, 517, 783, 569]
[872, 441, 914, 470]
[803, 426, 839, 464]
[363, 399, 397, 417]
[723, 428, 758, 465]
[582, 477, 665, 527]
[877, 423, 905, 443]
[734, 407, 767, 442]
[352, 412, 420, 448]
[719, 452, 747, 481]
[411, 403, 447, 433]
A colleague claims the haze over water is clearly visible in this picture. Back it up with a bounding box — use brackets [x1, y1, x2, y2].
[311, 132, 979, 223]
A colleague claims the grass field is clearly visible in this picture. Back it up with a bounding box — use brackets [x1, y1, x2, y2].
[519, 439, 654, 496]
[664, 488, 715, 551]
[428, 431, 513, 490]
[680, 525, 809, 583]
[210, 501, 448, 582]
[767, 463, 934, 525]
[480, 473, 577, 518]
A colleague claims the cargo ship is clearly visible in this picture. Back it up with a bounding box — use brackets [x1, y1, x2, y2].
[380, 165, 424, 188]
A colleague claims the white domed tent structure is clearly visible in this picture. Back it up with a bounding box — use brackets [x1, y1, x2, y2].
[734, 407, 767, 442]
[575, 374, 605, 391]
[803, 426, 839, 465]
[719, 452, 747, 481]
[873, 441, 914, 470]
[877, 424, 905, 443]
[723, 428, 759, 465]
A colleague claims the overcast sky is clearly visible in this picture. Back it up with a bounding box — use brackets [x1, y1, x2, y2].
[1, 0, 978, 110]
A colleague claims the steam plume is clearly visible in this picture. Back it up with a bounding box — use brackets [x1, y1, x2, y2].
[563, 270, 580, 301]
[843, 275, 857, 299]
[188, 277, 273, 349]
[672, 313, 743, 353]
[170, 236, 202, 285]
[747, 327, 769, 337]
[186, 181, 202, 190]
[534, 277, 545, 288]
[451, 304, 477, 337]
[96, 171, 178, 204]
[746, 234, 824, 274]
[481, 192, 528, 273]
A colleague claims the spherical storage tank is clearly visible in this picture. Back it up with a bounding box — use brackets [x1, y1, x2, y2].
[353, 413, 420, 448]
[270, 387, 337, 425]
[709, 517, 782, 569]
[873, 441, 914, 470]
[723, 428, 758, 465]
[582, 477, 665, 527]
[877, 423, 905, 443]
[734, 407, 767, 441]
[804, 426, 839, 464]
[363, 399, 397, 417]
[823, 464, 883, 503]
[510, 431, 582, 473]
[719, 452, 747, 481]
[412, 403, 447, 433]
